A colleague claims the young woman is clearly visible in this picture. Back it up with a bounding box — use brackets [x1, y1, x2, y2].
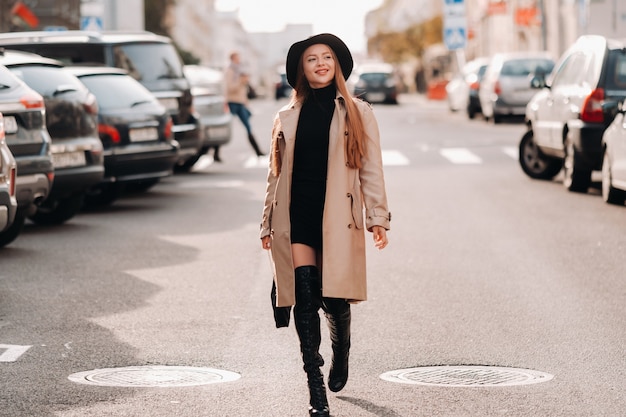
[260, 33, 391, 417]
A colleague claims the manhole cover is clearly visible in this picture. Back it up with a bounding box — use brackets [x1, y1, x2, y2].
[68, 365, 240, 387]
[380, 365, 553, 387]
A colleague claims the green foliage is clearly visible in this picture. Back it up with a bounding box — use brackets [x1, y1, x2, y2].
[369, 15, 443, 63]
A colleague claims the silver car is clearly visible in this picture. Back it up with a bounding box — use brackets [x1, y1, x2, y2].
[0, 113, 17, 242]
[183, 65, 232, 157]
[479, 52, 554, 123]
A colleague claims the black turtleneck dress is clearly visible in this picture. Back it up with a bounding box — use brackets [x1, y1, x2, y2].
[290, 84, 336, 251]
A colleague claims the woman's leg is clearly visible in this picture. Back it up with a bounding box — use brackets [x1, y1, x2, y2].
[292, 243, 329, 416]
[238, 105, 265, 156]
[322, 297, 351, 392]
[292, 243, 317, 268]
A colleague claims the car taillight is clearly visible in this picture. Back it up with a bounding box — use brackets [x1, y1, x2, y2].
[494, 81, 502, 95]
[98, 123, 121, 144]
[20, 93, 45, 109]
[164, 117, 173, 139]
[580, 88, 605, 123]
[469, 81, 480, 91]
[9, 167, 16, 197]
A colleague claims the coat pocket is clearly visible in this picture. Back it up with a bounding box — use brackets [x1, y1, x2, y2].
[348, 192, 364, 230]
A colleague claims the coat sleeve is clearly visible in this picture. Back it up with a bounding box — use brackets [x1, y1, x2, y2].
[357, 101, 391, 231]
[260, 114, 282, 239]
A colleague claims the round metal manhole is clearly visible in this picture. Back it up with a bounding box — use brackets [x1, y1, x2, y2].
[380, 365, 553, 387]
[68, 365, 241, 387]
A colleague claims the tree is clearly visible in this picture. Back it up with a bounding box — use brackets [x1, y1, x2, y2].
[369, 15, 443, 64]
[144, 0, 199, 65]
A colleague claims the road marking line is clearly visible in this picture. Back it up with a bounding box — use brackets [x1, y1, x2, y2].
[245, 155, 269, 168]
[502, 146, 518, 159]
[0, 344, 32, 362]
[191, 155, 214, 171]
[245, 151, 409, 167]
[440, 148, 482, 164]
[382, 150, 410, 166]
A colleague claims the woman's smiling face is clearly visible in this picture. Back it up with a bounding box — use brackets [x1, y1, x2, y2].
[302, 44, 336, 89]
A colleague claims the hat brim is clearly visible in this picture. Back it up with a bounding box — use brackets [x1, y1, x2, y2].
[286, 33, 353, 88]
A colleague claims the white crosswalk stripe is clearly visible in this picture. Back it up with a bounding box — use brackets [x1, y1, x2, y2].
[382, 150, 410, 166]
[228, 147, 519, 169]
[440, 147, 482, 164]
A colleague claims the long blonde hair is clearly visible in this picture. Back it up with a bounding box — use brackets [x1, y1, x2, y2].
[270, 47, 366, 176]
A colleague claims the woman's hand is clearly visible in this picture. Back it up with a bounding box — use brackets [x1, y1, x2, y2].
[261, 236, 271, 250]
[372, 226, 388, 250]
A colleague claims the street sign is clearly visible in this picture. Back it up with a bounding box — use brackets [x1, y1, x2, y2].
[80, 16, 103, 31]
[443, 0, 467, 50]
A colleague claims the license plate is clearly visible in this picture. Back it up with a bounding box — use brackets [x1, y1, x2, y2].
[158, 98, 179, 112]
[129, 127, 159, 142]
[53, 151, 86, 168]
[367, 92, 385, 102]
[3, 116, 18, 134]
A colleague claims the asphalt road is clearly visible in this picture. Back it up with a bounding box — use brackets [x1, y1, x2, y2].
[1, 94, 625, 417]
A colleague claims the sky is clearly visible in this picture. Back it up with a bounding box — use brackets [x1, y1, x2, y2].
[215, 0, 385, 53]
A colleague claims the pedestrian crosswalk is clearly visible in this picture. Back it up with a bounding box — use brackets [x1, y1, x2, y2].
[195, 146, 520, 170]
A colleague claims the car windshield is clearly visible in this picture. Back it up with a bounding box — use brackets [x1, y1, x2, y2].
[77, 73, 157, 110]
[501, 59, 554, 76]
[113, 43, 184, 82]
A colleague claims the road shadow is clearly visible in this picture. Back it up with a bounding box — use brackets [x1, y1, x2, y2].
[336, 396, 404, 417]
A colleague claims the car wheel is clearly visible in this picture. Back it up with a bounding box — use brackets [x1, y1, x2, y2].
[601, 151, 626, 205]
[29, 194, 84, 225]
[563, 133, 591, 192]
[518, 130, 562, 179]
[0, 208, 26, 248]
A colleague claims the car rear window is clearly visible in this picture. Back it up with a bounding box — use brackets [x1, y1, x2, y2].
[9, 65, 86, 96]
[360, 72, 391, 82]
[6, 44, 107, 66]
[501, 59, 554, 76]
[0, 65, 22, 89]
[113, 43, 184, 83]
[605, 50, 626, 91]
[77, 73, 158, 110]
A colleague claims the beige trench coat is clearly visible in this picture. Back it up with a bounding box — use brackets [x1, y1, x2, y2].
[260, 93, 391, 307]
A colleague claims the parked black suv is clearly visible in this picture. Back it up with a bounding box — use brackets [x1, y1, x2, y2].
[519, 35, 626, 192]
[0, 64, 53, 246]
[1, 49, 104, 224]
[0, 30, 204, 171]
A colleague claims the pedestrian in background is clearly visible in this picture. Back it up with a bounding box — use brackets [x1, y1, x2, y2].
[223, 51, 265, 159]
[260, 33, 391, 417]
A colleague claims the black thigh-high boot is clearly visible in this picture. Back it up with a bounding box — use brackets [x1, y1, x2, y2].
[294, 266, 329, 417]
[247, 133, 266, 156]
[323, 297, 351, 392]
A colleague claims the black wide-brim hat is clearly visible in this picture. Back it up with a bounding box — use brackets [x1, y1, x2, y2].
[286, 33, 353, 88]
